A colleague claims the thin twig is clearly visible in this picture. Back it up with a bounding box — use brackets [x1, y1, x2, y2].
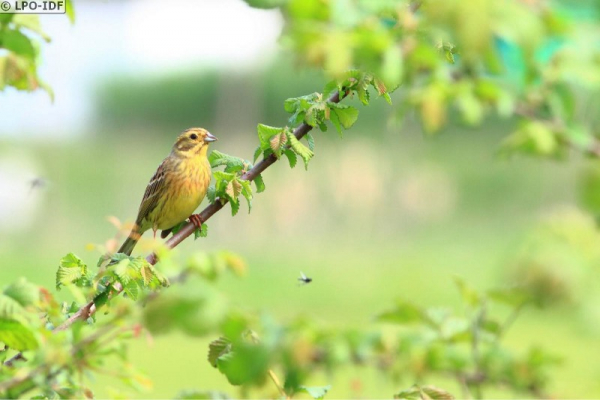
[268, 369, 288, 399]
[469, 304, 486, 400]
[3, 352, 27, 367]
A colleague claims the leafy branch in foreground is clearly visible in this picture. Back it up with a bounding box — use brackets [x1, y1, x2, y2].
[0, 1, 74, 98]
[57, 69, 391, 328]
[378, 278, 557, 399]
[0, 71, 393, 398]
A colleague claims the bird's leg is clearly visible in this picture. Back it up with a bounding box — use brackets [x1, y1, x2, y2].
[189, 214, 203, 230]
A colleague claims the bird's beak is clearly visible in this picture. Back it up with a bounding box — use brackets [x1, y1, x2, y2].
[205, 132, 217, 142]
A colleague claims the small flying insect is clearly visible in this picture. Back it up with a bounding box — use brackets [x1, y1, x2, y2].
[29, 177, 48, 194]
[298, 271, 312, 285]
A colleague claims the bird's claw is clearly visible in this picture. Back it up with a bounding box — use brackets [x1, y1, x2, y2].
[189, 214, 203, 229]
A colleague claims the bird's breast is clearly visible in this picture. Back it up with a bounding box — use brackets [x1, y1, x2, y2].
[155, 158, 211, 230]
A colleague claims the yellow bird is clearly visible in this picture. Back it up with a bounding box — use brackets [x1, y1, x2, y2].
[117, 127, 217, 255]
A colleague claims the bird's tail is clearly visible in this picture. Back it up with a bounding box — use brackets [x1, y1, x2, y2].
[117, 228, 140, 256]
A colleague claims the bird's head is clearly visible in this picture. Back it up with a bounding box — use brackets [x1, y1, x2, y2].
[172, 127, 217, 158]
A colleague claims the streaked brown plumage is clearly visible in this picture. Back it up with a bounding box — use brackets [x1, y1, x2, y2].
[117, 127, 217, 255]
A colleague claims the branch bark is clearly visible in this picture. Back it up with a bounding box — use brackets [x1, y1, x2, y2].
[52, 90, 342, 333]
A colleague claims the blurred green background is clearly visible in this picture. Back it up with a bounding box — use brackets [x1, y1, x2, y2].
[2, 1, 600, 398]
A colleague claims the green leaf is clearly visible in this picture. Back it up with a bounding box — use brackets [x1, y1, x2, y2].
[208, 336, 232, 368]
[113, 258, 133, 286]
[195, 223, 209, 239]
[0, 14, 14, 24]
[123, 280, 140, 301]
[0, 294, 25, 320]
[287, 131, 314, 169]
[269, 131, 287, 158]
[93, 288, 111, 310]
[283, 148, 297, 168]
[500, 121, 557, 156]
[12, 15, 50, 41]
[65, 0, 76, 23]
[377, 300, 425, 325]
[214, 171, 237, 199]
[297, 385, 332, 399]
[323, 80, 339, 98]
[305, 107, 319, 127]
[487, 287, 530, 308]
[253, 174, 266, 193]
[239, 179, 253, 212]
[453, 276, 480, 307]
[176, 390, 231, 400]
[56, 253, 90, 290]
[216, 343, 271, 386]
[0, 318, 38, 350]
[253, 146, 262, 163]
[420, 386, 455, 399]
[305, 132, 315, 151]
[2, 30, 36, 60]
[3, 278, 38, 307]
[329, 108, 342, 134]
[139, 261, 169, 288]
[207, 185, 216, 203]
[243, 0, 287, 9]
[257, 124, 284, 150]
[209, 150, 246, 172]
[329, 103, 359, 130]
[395, 385, 454, 400]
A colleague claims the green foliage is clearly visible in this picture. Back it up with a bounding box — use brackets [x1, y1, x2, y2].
[0, 318, 38, 351]
[209, 150, 255, 216]
[56, 253, 92, 290]
[0, 15, 53, 97]
[378, 279, 554, 399]
[261, 0, 600, 159]
[394, 385, 455, 400]
[176, 389, 231, 399]
[195, 223, 209, 239]
[297, 385, 332, 399]
[8, 0, 596, 398]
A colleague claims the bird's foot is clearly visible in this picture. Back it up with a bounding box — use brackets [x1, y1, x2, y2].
[189, 214, 204, 229]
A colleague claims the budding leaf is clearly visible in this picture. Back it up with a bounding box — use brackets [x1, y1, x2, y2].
[297, 385, 332, 399]
[208, 336, 232, 368]
[195, 223, 209, 239]
[253, 146, 262, 163]
[330, 103, 359, 129]
[4, 278, 39, 307]
[257, 124, 284, 150]
[207, 185, 216, 203]
[239, 179, 253, 213]
[56, 253, 91, 290]
[216, 343, 271, 386]
[305, 132, 315, 151]
[286, 131, 314, 170]
[254, 174, 266, 193]
[123, 280, 140, 301]
[283, 148, 297, 168]
[269, 131, 287, 158]
[0, 318, 38, 351]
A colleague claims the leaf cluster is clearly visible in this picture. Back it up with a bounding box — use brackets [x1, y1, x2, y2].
[0, 1, 73, 98]
[246, 0, 600, 159]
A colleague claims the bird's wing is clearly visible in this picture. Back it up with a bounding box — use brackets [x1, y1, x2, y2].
[299, 271, 307, 280]
[136, 159, 169, 227]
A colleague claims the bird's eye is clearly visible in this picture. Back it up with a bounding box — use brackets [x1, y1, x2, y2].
[190, 133, 198, 140]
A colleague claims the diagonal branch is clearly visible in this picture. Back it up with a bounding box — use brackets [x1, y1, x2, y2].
[52, 90, 342, 333]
